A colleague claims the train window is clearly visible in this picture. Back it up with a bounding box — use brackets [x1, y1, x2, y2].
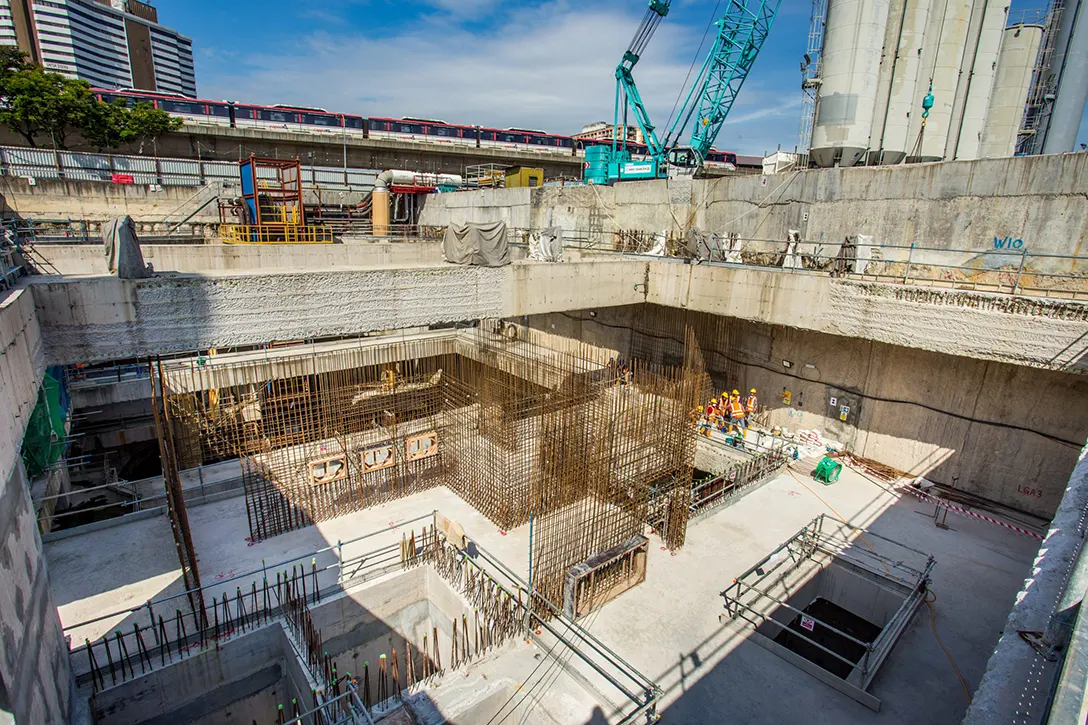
[495, 132, 527, 144]
[99, 93, 137, 107]
[160, 100, 205, 115]
[428, 125, 458, 137]
[395, 123, 425, 134]
[559, 138, 573, 148]
[478, 130, 496, 141]
[368, 119, 389, 131]
[257, 109, 297, 123]
[207, 103, 231, 118]
[345, 117, 364, 129]
[299, 112, 339, 127]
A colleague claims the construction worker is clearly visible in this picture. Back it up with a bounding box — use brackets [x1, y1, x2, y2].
[746, 388, 758, 426]
[728, 389, 746, 432]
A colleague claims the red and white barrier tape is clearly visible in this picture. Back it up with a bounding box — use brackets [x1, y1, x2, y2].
[898, 484, 1045, 541]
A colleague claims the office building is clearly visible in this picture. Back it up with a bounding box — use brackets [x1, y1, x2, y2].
[0, 0, 195, 96]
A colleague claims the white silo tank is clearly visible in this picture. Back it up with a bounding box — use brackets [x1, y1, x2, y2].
[876, 0, 932, 165]
[810, 0, 893, 167]
[951, 1, 1009, 159]
[979, 24, 1044, 158]
[918, 0, 974, 161]
[868, 0, 908, 164]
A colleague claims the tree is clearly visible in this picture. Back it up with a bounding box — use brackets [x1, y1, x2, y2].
[82, 100, 182, 152]
[120, 101, 183, 153]
[0, 68, 97, 148]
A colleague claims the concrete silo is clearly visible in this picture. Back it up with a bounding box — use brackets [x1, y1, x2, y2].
[948, 0, 1009, 159]
[980, 23, 1044, 158]
[810, 0, 893, 167]
[1041, 1, 1088, 153]
[867, 0, 908, 164]
[874, 0, 932, 165]
[917, 0, 974, 161]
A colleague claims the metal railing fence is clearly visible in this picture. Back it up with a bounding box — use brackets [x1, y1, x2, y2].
[0, 145, 378, 190]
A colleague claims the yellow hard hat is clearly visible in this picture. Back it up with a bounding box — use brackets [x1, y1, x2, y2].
[721, 391, 728, 398]
[697, 406, 703, 412]
[732, 389, 740, 395]
[750, 388, 757, 393]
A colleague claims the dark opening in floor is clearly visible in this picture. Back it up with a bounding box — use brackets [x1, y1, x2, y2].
[773, 597, 882, 679]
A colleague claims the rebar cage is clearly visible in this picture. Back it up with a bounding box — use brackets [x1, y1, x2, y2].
[157, 323, 709, 619]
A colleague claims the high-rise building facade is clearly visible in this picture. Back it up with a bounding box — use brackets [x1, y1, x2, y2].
[0, 0, 195, 96]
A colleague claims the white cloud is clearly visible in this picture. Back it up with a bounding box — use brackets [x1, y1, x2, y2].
[198, 0, 801, 155]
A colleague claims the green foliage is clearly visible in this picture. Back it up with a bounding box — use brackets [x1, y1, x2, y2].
[0, 50, 183, 150]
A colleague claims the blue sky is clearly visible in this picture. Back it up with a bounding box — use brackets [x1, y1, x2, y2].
[157, 0, 1085, 157]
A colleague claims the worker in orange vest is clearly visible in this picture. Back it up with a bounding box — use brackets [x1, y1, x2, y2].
[728, 389, 746, 432]
[746, 388, 758, 426]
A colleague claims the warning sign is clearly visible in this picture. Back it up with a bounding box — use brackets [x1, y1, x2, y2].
[800, 615, 815, 632]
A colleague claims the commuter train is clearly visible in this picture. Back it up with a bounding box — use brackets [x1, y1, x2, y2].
[91, 88, 738, 169]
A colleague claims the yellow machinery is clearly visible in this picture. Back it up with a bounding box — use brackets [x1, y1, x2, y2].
[504, 167, 544, 188]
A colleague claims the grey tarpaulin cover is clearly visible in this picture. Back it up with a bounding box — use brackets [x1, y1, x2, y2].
[442, 221, 510, 266]
[103, 216, 151, 278]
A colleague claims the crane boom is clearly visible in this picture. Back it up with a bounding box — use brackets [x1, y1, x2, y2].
[667, 0, 780, 167]
[588, 0, 780, 185]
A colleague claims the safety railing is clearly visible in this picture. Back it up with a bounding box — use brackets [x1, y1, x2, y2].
[519, 226, 1088, 300]
[220, 224, 335, 244]
[0, 145, 378, 191]
[689, 441, 791, 519]
[721, 514, 935, 697]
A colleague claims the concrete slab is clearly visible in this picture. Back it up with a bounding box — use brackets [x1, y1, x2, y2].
[45, 462, 1035, 724]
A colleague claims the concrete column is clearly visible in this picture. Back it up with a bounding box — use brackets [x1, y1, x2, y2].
[372, 188, 390, 238]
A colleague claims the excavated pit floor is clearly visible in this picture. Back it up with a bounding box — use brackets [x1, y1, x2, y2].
[49, 462, 1038, 724]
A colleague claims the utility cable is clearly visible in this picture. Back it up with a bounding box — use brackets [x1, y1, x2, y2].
[926, 590, 973, 704]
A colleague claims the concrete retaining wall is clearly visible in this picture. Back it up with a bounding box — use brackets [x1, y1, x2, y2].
[0, 288, 72, 725]
[419, 153, 1088, 273]
[90, 622, 289, 725]
[0, 177, 222, 225]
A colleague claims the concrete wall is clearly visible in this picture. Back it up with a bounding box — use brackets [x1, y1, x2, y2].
[90, 622, 289, 725]
[26, 259, 1088, 374]
[0, 288, 72, 725]
[28, 259, 648, 364]
[419, 152, 1088, 273]
[0, 177, 221, 225]
[35, 242, 448, 276]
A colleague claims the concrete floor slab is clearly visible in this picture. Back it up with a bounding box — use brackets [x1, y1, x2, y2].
[45, 461, 1036, 723]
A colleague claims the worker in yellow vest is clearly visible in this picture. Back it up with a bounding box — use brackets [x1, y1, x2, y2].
[746, 388, 758, 426]
[728, 389, 746, 432]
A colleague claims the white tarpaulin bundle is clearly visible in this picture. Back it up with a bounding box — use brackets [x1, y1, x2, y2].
[103, 216, 152, 279]
[529, 226, 563, 262]
[442, 221, 510, 267]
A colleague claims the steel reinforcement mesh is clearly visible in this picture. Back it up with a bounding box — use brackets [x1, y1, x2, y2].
[158, 325, 707, 612]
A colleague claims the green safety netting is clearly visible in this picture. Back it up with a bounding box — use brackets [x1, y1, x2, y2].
[21, 366, 69, 478]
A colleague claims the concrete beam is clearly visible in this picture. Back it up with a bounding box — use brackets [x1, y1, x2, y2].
[647, 261, 1088, 372]
[27, 259, 1088, 375]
